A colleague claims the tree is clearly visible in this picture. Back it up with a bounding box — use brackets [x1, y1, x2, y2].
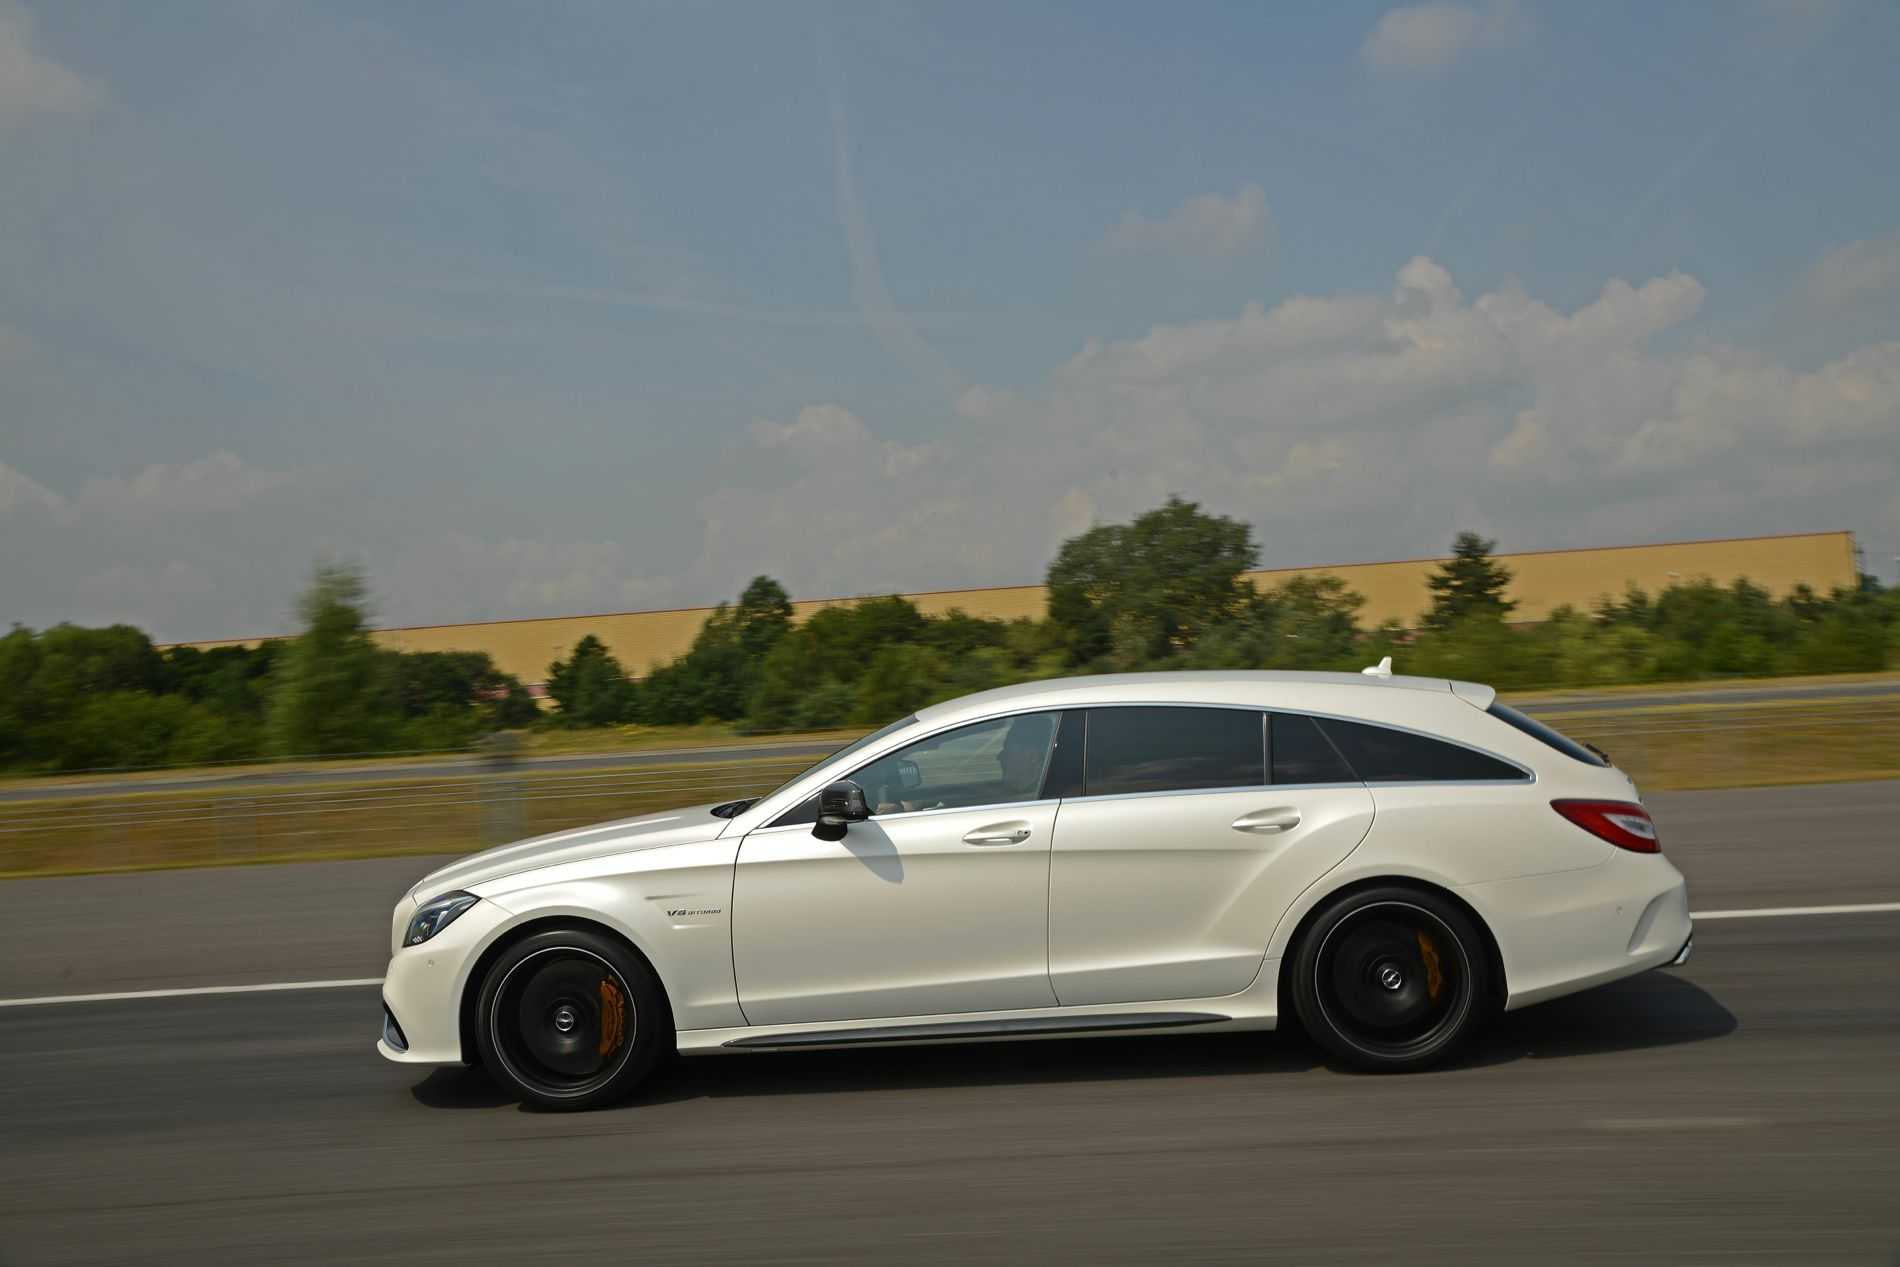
[546, 635, 637, 727]
[733, 575, 794, 661]
[267, 564, 394, 756]
[636, 576, 798, 725]
[1424, 532, 1516, 631]
[1045, 496, 1259, 666]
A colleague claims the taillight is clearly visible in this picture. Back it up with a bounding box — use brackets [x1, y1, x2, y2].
[1551, 799, 1660, 853]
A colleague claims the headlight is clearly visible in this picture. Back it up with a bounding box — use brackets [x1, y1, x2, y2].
[404, 891, 479, 946]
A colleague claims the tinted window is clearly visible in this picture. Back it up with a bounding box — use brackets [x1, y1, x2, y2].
[1486, 702, 1610, 767]
[1315, 717, 1526, 783]
[1084, 707, 1264, 796]
[1042, 710, 1086, 799]
[1270, 712, 1358, 785]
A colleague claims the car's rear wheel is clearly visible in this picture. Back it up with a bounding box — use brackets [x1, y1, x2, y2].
[475, 928, 670, 1110]
[1291, 886, 1489, 1072]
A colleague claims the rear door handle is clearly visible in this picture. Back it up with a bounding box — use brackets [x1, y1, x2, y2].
[962, 821, 1032, 846]
[1232, 808, 1301, 835]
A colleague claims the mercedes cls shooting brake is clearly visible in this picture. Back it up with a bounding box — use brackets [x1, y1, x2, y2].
[379, 667, 1692, 1109]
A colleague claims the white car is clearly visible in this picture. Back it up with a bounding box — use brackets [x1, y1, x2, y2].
[379, 668, 1691, 1109]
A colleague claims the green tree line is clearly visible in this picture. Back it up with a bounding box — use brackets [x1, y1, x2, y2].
[6, 502, 1898, 772]
[0, 565, 535, 772]
[546, 500, 1900, 734]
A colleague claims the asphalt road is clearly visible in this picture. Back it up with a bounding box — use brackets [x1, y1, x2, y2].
[2, 781, 1898, 1264]
[4, 675, 1894, 803]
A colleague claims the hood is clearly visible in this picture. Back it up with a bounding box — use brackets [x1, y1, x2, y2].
[411, 802, 732, 899]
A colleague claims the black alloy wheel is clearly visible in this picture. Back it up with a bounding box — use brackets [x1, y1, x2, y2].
[1291, 886, 1490, 1072]
[475, 928, 670, 1110]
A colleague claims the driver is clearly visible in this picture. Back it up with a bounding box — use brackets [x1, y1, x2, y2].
[996, 718, 1053, 801]
[865, 716, 1053, 815]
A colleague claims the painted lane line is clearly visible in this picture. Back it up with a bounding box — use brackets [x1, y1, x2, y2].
[0, 977, 382, 1009]
[1587, 1117, 1761, 1131]
[1691, 901, 1900, 921]
[2, 901, 1897, 1010]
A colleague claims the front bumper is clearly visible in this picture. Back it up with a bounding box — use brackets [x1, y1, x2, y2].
[377, 894, 512, 1065]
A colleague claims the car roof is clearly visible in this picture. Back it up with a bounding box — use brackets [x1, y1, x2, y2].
[913, 669, 1496, 726]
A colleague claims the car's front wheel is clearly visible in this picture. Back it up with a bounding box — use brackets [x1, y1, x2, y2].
[1290, 886, 1490, 1072]
[475, 927, 671, 1110]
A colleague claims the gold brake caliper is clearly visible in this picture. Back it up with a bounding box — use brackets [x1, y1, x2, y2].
[1416, 931, 1445, 1002]
[597, 977, 626, 1057]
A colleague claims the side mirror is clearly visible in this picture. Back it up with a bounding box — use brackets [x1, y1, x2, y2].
[812, 779, 870, 841]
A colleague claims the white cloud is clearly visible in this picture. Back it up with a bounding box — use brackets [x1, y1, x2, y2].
[1803, 232, 1900, 309]
[1361, 2, 1529, 73]
[8, 264, 1899, 638]
[0, 1, 102, 124]
[1102, 185, 1271, 258]
[685, 257, 1899, 598]
[71, 451, 292, 520]
[0, 461, 64, 514]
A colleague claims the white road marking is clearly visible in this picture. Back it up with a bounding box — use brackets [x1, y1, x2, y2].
[1588, 1117, 1760, 1131]
[0, 978, 382, 1009]
[1691, 901, 1900, 921]
[0, 900, 1895, 1010]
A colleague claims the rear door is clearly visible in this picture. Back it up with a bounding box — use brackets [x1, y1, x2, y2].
[1048, 708, 1375, 1006]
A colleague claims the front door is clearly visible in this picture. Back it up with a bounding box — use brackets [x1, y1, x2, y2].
[733, 711, 1065, 1025]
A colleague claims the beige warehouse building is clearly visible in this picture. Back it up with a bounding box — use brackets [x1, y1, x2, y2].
[175, 531, 1860, 689]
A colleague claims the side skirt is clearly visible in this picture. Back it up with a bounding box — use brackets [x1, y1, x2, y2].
[719, 1011, 1230, 1051]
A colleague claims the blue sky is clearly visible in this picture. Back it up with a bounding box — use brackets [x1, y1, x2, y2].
[2, 0, 1897, 640]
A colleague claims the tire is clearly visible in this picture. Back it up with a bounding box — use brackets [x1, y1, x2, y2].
[1290, 885, 1490, 1073]
[475, 927, 672, 1111]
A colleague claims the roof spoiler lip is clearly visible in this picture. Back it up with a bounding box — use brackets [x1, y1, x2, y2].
[1449, 679, 1498, 710]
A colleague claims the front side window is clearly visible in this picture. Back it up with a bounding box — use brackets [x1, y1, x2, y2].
[1083, 706, 1265, 797]
[1314, 717, 1526, 783]
[774, 711, 1061, 825]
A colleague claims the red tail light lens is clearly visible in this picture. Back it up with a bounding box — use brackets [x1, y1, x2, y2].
[1551, 799, 1661, 853]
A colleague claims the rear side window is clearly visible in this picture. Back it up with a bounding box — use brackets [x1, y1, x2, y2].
[1270, 713, 1359, 785]
[1315, 717, 1526, 783]
[1486, 702, 1609, 767]
[1084, 707, 1265, 796]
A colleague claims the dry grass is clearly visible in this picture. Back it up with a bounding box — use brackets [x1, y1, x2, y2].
[0, 755, 816, 880]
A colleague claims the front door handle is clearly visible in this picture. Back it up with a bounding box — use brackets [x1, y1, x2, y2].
[1232, 808, 1301, 835]
[962, 821, 1032, 846]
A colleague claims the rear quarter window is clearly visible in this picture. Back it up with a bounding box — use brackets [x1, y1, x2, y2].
[1315, 717, 1527, 783]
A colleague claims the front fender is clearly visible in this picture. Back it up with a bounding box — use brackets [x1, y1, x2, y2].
[467, 837, 744, 1030]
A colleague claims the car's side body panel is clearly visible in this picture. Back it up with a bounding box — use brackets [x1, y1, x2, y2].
[1047, 784, 1375, 1005]
[731, 802, 1060, 1024]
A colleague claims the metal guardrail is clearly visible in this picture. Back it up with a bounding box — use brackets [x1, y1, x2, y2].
[2, 702, 1896, 876]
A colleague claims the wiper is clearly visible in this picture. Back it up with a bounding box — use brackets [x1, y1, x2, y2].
[710, 797, 758, 819]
